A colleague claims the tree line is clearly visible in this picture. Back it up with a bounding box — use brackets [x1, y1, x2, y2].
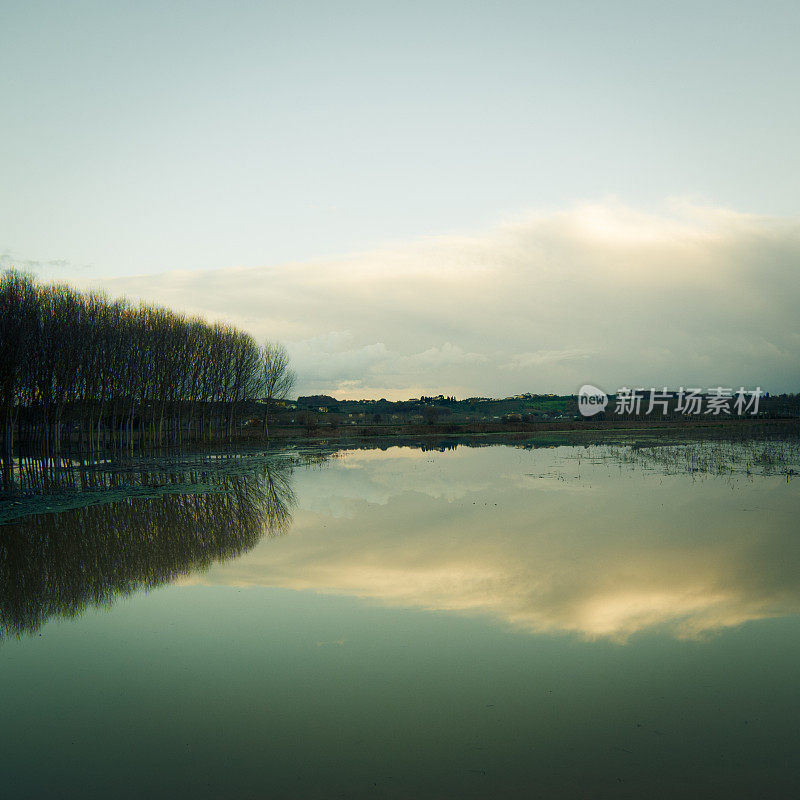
[0, 270, 295, 459]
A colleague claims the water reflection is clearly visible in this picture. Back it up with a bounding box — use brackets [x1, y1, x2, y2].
[3, 442, 799, 643]
[195, 444, 800, 641]
[0, 459, 296, 638]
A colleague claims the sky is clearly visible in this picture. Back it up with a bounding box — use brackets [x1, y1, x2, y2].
[1, 0, 798, 397]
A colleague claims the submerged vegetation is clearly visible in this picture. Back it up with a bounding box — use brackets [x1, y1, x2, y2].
[595, 437, 800, 478]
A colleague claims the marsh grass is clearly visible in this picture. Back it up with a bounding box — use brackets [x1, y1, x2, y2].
[597, 438, 800, 478]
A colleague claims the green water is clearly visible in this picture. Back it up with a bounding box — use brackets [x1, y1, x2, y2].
[1, 443, 799, 798]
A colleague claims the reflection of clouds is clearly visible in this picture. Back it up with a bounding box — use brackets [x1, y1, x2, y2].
[338, 447, 435, 462]
[195, 447, 800, 641]
[297, 447, 495, 516]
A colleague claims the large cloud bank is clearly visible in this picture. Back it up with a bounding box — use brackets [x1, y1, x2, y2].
[105, 201, 800, 398]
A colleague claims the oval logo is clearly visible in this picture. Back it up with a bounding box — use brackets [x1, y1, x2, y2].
[578, 384, 608, 417]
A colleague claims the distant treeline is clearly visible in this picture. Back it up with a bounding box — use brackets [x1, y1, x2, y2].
[0, 270, 282, 457]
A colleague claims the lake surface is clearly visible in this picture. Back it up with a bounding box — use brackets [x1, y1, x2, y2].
[1, 441, 799, 798]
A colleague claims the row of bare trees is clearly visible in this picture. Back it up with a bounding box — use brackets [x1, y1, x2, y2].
[0, 270, 295, 459]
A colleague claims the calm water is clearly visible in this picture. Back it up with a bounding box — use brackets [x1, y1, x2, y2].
[1, 442, 799, 799]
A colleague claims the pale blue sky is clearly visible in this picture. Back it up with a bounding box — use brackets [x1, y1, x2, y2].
[2, 0, 799, 278]
[2, 1, 799, 395]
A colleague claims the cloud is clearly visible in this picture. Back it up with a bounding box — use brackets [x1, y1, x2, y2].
[289, 333, 390, 384]
[500, 348, 595, 370]
[99, 200, 800, 397]
[395, 343, 488, 370]
[1, 249, 88, 278]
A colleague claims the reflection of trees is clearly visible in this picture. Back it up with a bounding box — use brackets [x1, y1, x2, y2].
[0, 459, 297, 639]
[258, 461, 296, 535]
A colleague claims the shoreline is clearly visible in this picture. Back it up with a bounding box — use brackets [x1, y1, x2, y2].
[2, 420, 798, 524]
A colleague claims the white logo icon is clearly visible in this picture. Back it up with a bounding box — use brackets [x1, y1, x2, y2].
[578, 385, 608, 417]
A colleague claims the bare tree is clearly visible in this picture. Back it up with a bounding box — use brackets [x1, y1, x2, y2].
[259, 342, 296, 439]
[0, 269, 296, 469]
